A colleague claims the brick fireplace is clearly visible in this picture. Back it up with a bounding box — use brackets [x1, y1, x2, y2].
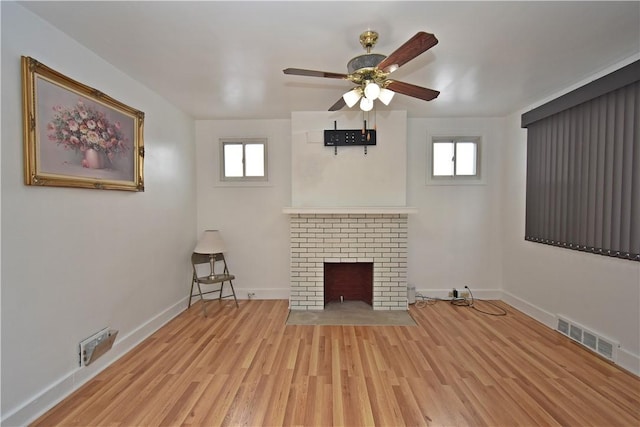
[285, 208, 413, 311]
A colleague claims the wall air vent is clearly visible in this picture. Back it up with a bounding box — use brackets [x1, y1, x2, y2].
[79, 328, 118, 367]
[556, 315, 618, 362]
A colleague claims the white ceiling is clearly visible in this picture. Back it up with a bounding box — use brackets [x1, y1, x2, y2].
[20, 1, 640, 120]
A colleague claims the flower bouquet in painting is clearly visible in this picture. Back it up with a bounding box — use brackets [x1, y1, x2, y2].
[47, 100, 130, 169]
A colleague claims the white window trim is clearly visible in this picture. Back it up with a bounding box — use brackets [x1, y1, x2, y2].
[219, 137, 268, 183]
[426, 135, 485, 186]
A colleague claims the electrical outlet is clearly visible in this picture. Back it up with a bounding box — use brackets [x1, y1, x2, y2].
[247, 292, 255, 299]
[448, 289, 469, 299]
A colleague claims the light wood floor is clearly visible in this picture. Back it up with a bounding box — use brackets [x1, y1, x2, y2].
[32, 299, 640, 426]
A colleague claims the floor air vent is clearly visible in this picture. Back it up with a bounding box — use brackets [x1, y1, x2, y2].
[597, 339, 614, 360]
[582, 331, 597, 351]
[557, 318, 569, 335]
[556, 315, 618, 362]
[569, 324, 583, 341]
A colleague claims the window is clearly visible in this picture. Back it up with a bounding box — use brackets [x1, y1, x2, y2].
[220, 138, 267, 181]
[521, 60, 639, 261]
[431, 137, 480, 178]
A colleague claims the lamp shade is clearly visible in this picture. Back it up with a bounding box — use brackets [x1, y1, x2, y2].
[378, 88, 395, 105]
[360, 97, 374, 111]
[342, 87, 362, 108]
[194, 230, 227, 254]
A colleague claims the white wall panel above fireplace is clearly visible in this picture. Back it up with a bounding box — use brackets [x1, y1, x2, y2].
[291, 111, 407, 208]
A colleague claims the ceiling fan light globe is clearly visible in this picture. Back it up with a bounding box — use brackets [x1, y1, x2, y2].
[364, 82, 381, 100]
[360, 97, 374, 111]
[378, 88, 395, 105]
[343, 88, 362, 108]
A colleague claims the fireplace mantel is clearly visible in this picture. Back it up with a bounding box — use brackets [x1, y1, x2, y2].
[283, 207, 418, 215]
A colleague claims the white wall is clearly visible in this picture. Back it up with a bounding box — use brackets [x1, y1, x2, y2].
[1, 3, 197, 424]
[501, 57, 640, 375]
[407, 118, 505, 297]
[291, 111, 407, 207]
[195, 119, 291, 299]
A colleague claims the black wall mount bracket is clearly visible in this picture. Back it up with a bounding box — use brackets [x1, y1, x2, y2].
[324, 129, 377, 147]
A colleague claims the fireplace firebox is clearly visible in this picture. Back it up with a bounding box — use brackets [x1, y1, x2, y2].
[324, 262, 373, 305]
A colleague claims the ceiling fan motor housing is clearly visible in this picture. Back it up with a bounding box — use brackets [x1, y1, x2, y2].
[347, 54, 387, 74]
[347, 30, 388, 86]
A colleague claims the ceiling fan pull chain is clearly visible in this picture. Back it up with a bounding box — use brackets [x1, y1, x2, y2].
[373, 107, 377, 131]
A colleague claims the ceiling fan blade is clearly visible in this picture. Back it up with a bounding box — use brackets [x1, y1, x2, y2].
[328, 96, 347, 111]
[386, 80, 440, 101]
[376, 32, 438, 74]
[283, 68, 348, 79]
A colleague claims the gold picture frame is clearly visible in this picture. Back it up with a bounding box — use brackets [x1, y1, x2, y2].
[21, 56, 144, 191]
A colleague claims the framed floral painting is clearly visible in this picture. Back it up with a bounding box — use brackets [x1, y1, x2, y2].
[21, 56, 144, 191]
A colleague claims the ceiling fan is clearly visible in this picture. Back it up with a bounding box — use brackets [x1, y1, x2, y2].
[283, 30, 440, 112]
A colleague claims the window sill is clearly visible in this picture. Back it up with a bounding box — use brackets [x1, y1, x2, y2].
[426, 177, 486, 186]
[214, 181, 273, 188]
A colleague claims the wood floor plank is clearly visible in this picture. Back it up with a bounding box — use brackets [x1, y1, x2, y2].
[262, 368, 294, 426]
[31, 299, 640, 427]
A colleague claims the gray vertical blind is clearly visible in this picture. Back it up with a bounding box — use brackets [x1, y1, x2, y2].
[523, 79, 639, 261]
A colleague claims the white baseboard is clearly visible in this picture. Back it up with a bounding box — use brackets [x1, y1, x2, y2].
[2, 298, 188, 427]
[414, 288, 503, 301]
[201, 287, 290, 300]
[500, 290, 557, 329]
[618, 348, 640, 376]
[234, 288, 502, 302]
